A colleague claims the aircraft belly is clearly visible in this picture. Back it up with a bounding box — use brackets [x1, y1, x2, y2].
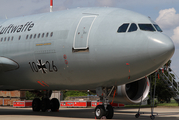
[2, 35, 165, 91]
[0, 46, 146, 90]
[14, 36, 142, 90]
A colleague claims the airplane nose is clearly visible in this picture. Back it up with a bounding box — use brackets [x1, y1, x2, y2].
[148, 33, 175, 65]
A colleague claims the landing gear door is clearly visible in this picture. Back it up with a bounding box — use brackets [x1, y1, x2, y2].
[73, 16, 97, 50]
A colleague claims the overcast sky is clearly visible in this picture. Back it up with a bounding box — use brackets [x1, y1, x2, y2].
[0, 0, 179, 76]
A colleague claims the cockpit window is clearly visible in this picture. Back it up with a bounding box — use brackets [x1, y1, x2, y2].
[138, 24, 156, 32]
[117, 23, 129, 33]
[128, 23, 138, 32]
[153, 24, 162, 32]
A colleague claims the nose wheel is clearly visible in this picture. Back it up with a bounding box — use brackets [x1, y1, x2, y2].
[105, 105, 114, 119]
[95, 105, 105, 119]
[94, 105, 114, 119]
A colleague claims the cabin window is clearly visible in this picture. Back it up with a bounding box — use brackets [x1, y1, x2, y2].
[4, 37, 6, 41]
[26, 35, 29, 39]
[38, 33, 41, 38]
[18, 36, 21, 40]
[50, 32, 53, 37]
[8, 37, 10, 41]
[11, 36, 14, 41]
[1, 38, 3, 42]
[138, 24, 156, 31]
[30, 34, 33, 39]
[42, 33, 45, 38]
[128, 23, 138, 32]
[46, 32, 49, 37]
[117, 23, 129, 33]
[153, 24, 162, 32]
[34, 34, 36, 39]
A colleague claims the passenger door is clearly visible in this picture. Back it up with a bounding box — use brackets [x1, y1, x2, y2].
[73, 16, 97, 50]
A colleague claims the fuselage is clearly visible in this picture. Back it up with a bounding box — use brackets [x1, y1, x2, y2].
[0, 7, 175, 90]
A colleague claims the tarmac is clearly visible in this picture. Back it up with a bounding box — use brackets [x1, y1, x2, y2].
[0, 106, 179, 120]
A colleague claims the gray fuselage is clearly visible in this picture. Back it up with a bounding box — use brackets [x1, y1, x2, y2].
[0, 7, 175, 90]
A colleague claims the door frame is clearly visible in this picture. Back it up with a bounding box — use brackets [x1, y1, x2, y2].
[73, 15, 97, 50]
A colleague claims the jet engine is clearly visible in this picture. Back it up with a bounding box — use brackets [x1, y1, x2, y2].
[108, 78, 150, 104]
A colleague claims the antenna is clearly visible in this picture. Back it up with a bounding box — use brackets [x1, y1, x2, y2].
[50, 0, 53, 12]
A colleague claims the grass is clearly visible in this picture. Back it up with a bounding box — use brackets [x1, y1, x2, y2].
[156, 99, 179, 107]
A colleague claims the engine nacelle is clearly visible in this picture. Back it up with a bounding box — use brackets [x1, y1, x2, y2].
[108, 78, 150, 104]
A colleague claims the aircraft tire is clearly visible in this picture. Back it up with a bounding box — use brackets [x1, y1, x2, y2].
[50, 98, 60, 112]
[135, 113, 140, 118]
[32, 98, 41, 112]
[94, 105, 105, 119]
[150, 115, 155, 120]
[106, 105, 114, 119]
[41, 98, 50, 112]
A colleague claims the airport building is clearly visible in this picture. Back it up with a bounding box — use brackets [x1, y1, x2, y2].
[0, 91, 26, 106]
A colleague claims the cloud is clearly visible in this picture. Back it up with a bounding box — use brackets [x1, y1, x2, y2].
[155, 8, 179, 46]
[156, 8, 179, 30]
[171, 26, 179, 44]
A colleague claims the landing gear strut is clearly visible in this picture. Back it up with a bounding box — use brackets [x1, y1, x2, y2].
[94, 87, 114, 119]
[41, 98, 50, 112]
[150, 73, 157, 120]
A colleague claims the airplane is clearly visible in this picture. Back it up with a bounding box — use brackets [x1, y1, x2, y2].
[0, 6, 175, 119]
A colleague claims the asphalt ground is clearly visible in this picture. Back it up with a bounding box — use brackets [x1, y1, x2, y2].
[0, 106, 179, 120]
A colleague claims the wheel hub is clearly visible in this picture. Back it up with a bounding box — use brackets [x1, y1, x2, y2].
[96, 108, 101, 116]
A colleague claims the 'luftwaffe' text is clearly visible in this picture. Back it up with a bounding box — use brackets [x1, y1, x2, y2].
[0, 21, 34, 35]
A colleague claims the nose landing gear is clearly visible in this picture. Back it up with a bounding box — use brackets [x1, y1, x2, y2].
[94, 87, 114, 119]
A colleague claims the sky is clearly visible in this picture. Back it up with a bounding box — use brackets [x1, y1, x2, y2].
[0, 0, 179, 77]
